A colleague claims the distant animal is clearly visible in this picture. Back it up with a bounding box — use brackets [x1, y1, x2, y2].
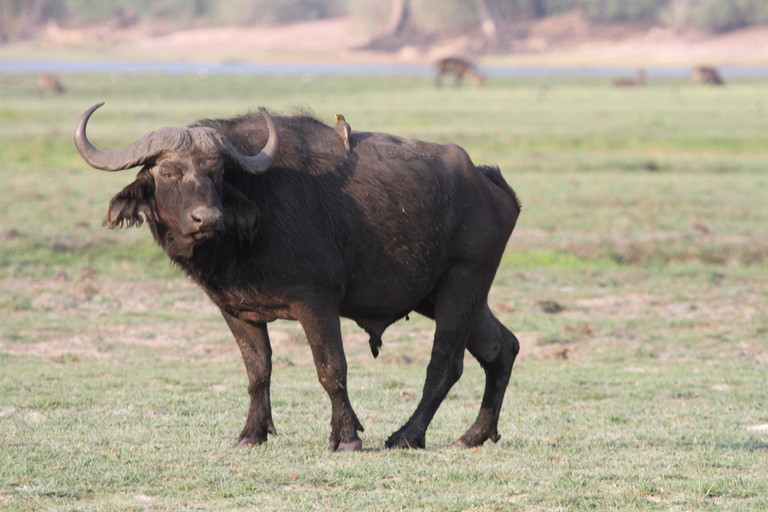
[74, 102, 521, 452]
[691, 66, 724, 85]
[612, 68, 646, 88]
[333, 114, 351, 153]
[435, 57, 485, 88]
[37, 74, 65, 95]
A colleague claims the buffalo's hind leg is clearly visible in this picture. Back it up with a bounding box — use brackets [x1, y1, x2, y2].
[454, 305, 519, 448]
[385, 267, 487, 449]
[222, 311, 277, 447]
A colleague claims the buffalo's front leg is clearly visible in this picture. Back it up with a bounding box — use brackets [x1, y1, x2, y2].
[295, 301, 364, 452]
[222, 311, 276, 447]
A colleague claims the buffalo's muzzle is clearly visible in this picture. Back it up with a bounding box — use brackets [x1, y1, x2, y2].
[183, 206, 224, 238]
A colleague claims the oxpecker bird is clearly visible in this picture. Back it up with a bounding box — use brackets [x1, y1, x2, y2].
[334, 114, 351, 154]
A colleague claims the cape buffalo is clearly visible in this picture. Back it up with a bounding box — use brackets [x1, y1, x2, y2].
[74, 103, 521, 451]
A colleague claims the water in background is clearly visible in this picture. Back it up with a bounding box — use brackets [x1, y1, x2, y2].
[2, 60, 768, 78]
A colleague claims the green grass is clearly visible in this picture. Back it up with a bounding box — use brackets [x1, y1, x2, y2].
[2, 354, 767, 510]
[1, 72, 768, 511]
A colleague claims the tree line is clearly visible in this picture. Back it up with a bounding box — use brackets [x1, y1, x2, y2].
[2, 0, 767, 43]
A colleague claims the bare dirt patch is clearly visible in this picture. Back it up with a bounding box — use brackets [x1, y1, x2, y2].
[2, 254, 765, 366]
[0, 322, 231, 362]
[513, 12, 768, 65]
[0, 273, 431, 366]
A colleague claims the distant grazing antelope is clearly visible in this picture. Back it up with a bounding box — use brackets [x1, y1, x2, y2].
[612, 68, 646, 88]
[435, 57, 485, 88]
[691, 66, 724, 85]
[37, 74, 65, 95]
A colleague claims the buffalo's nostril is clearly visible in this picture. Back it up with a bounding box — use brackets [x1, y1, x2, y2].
[187, 207, 223, 232]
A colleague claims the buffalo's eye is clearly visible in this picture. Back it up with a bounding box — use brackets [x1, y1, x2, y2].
[160, 170, 179, 181]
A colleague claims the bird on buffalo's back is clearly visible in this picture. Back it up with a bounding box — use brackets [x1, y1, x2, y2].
[334, 114, 351, 154]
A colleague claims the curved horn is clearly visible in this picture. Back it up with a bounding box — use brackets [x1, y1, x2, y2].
[230, 107, 280, 175]
[74, 102, 190, 171]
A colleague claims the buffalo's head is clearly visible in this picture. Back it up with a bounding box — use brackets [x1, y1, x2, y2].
[74, 103, 279, 258]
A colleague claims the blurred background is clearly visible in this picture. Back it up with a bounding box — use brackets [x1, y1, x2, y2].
[1, 0, 768, 66]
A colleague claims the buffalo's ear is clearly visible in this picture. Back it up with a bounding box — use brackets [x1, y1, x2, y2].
[103, 171, 155, 229]
[222, 182, 260, 238]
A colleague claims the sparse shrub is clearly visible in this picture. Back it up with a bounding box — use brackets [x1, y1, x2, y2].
[206, 0, 346, 25]
[35, 0, 345, 27]
[410, 0, 478, 31]
[582, 0, 668, 23]
[497, 0, 667, 23]
[690, 0, 766, 33]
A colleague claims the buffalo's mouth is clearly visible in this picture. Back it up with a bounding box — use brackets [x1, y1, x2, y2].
[190, 229, 221, 242]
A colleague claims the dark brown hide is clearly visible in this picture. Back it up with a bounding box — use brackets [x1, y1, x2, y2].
[75, 104, 521, 452]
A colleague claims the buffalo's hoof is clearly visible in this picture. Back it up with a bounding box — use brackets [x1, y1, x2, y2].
[451, 430, 500, 449]
[231, 436, 267, 448]
[385, 430, 425, 449]
[328, 437, 363, 452]
[336, 439, 363, 452]
[448, 438, 472, 449]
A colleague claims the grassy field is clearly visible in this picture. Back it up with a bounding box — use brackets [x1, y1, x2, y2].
[1, 71, 767, 511]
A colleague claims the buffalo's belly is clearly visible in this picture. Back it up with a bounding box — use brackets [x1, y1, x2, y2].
[339, 274, 435, 320]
